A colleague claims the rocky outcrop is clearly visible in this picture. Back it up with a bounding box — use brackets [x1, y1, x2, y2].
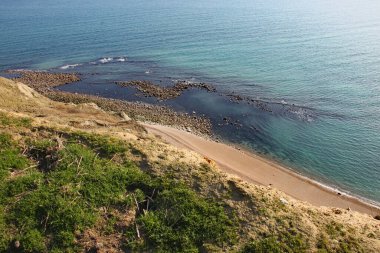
[116, 80, 216, 100]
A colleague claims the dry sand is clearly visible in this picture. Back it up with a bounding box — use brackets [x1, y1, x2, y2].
[143, 123, 380, 216]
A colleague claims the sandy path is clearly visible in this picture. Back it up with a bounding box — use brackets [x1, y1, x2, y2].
[143, 123, 380, 216]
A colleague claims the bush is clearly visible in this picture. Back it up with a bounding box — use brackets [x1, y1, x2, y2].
[242, 237, 283, 253]
[21, 229, 46, 253]
[69, 131, 127, 158]
[131, 184, 237, 252]
[0, 129, 237, 252]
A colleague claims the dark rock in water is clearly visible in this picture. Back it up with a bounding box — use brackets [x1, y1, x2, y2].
[115, 80, 216, 100]
[8, 70, 80, 90]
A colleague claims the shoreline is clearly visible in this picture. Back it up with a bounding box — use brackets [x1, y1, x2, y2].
[142, 122, 380, 216]
[2, 71, 379, 216]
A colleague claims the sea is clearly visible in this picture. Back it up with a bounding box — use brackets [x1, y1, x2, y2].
[1, 0, 379, 205]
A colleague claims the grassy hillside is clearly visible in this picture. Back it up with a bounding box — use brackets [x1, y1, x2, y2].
[0, 77, 379, 252]
[0, 114, 237, 252]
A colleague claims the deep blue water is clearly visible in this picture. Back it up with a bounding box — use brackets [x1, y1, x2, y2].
[1, 0, 380, 204]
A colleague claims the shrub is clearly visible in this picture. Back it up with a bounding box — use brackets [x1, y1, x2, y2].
[242, 237, 283, 253]
[69, 131, 127, 158]
[21, 229, 46, 253]
[0, 129, 237, 252]
[132, 184, 237, 252]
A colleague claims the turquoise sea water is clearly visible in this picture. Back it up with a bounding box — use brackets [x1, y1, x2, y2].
[1, 0, 380, 204]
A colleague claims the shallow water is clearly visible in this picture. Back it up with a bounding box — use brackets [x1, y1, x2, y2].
[1, 0, 380, 204]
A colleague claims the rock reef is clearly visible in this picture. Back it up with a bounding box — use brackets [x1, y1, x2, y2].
[116, 80, 216, 100]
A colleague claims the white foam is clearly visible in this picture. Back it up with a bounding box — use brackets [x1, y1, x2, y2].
[98, 57, 113, 64]
[89, 56, 128, 65]
[9, 68, 35, 72]
[59, 63, 81, 70]
[296, 109, 313, 122]
[115, 57, 127, 62]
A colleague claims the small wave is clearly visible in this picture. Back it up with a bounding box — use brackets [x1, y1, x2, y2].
[89, 56, 127, 65]
[6, 68, 36, 72]
[172, 78, 197, 85]
[59, 63, 82, 70]
[98, 57, 113, 64]
[115, 57, 127, 62]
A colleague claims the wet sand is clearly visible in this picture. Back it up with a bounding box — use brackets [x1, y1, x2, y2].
[143, 123, 380, 216]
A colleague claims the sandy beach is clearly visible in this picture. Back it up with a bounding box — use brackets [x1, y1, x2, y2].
[143, 123, 380, 216]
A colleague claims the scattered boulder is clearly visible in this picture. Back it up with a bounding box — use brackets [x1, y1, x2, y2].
[280, 197, 288, 205]
[120, 111, 132, 121]
[94, 120, 109, 127]
[83, 102, 101, 110]
[80, 120, 96, 127]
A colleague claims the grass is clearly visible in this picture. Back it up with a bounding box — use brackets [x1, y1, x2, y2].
[315, 223, 364, 253]
[130, 184, 237, 252]
[0, 112, 371, 253]
[0, 113, 31, 128]
[0, 133, 29, 181]
[0, 114, 237, 252]
[241, 231, 307, 253]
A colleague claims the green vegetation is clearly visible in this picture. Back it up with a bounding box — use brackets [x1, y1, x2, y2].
[131, 185, 237, 252]
[0, 132, 29, 181]
[0, 113, 31, 128]
[315, 223, 364, 253]
[0, 114, 237, 252]
[0, 113, 372, 252]
[241, 231, 307, 253]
